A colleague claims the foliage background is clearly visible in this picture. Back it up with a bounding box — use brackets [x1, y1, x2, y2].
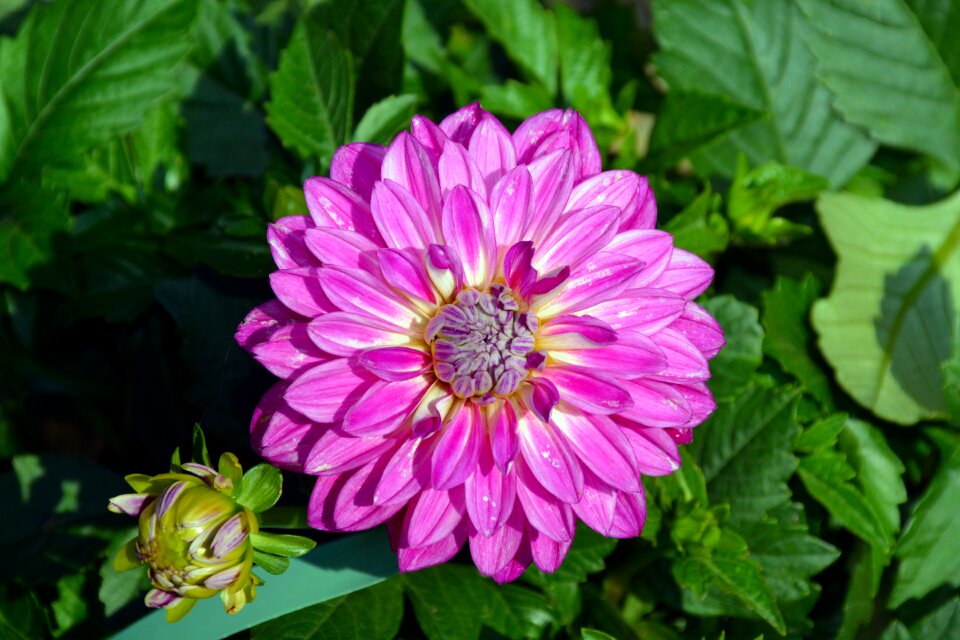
[1, 0, 959, 638]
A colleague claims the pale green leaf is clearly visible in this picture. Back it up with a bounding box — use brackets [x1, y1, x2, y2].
[250, 531, 316, 558]
[462, 0, 558, 94]
[478, 81, 554, 120]
[266, 14, 354, 167]
[0, 0, 196, 182]
[811, 191, 960, 424]
[798, 0, 960, 171]
[235, 464, 282, 513]
[652, 0, 876, 186]
[352, 94, 418, 145]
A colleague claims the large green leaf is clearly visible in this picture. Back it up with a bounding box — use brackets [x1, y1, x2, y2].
[265, 13, 354, 167]
[0, 0, 196, 183]
[652, 0, 876, 186]
[890, 430, 960, 607]
[554, 4, 617, 127]
[811, 191, 960, 424]
[0, 185, 68, 290]
[798, 0, 960, 171]
[700, 296, 764, 401]
[690, 378, 800, 522]
[113, 529, 398, 640]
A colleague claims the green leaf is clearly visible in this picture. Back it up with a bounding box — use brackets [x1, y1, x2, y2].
[890, 430, 960, 607]
[673, 528, 786, 635]
[727, 160, 829, 245]
[191, 424, 211, 467]
[0, 585, 47, 640]
[840, 420, 907, 540]
[647, 91, 763, 167]
[798, 0, 960, 171]
[700, 296, 764, 401]
[944, 319, 960, 425]
[526, 523, 617, 585]
[797, 451, 892, 551]
[266, 14, 354, 167]
[662, 184, 730, 261]
[462, 0, 558, 94]
[836, 543, 885, 640]
[0, 185, 68, 290]
[235, 464, 282, 513]
[404, 564, 554, 640]
[252, 549, 289, 576]
[478, 81, 554, 120]
[251, 532, 316, 558]
[690, 378, 800, 522]
[0, 0, 196, 183]
[762, 274, 833, 407]
[352, 94, 419, 145]
[99, 528, 147, 616]
[252, 579, 404, 640]
[581, 630, 618, 640]
[554, 4, 618, 126]
[51, 572, 88, 636]
[795, 413, 847, 454]
[811, 190, 960, 425]
[652, 0, 876, 186]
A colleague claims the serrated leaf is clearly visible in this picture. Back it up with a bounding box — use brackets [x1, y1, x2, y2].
[890, 430, 960, 607]
[462, 0, 558, 94]
[762, 274, 833, 407]
[700, 297, 764, 401]
[235, 464, 281, 513]
[352, 94, 418, 145]
[251, 578, 404, 640]
[266, 14, 354, 167]
[795, 413, 847, 454]
[554, 4, 618, 126]
[652, 0, 876, 186]
[840, 420, 906, 539]
[0, 0, 196, 183]
[690, 379, 800, 522]
[663, 185, 730, 261]
[797, 451, 892, 551]
[811, 191, 960, 425]
[798, 0, 960, 171]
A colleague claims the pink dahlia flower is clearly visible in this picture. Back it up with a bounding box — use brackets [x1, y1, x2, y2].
[237, 105, 724, 582]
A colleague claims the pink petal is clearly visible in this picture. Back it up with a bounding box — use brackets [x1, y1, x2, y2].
[441, 185, 495, 288]
[677, 382, 717, 427]
[252, 321, 328, 378]
[491, 538, 532, 583]
[303, 177, 381, 243]
[583, 288, 686, 334]
[439, 102, 484, 144]
[426, 243, 464, 299]
[331, 462, 407, 531]
[620, 424, 682, 476]
[145, 589, 179, 609]
[371, 180, 437, 252]
[536, 252, 645, 318]
[330, 142, 386, 200]
[529, 527, 573, 573]
[270, 267, 337, 317]
[538, 314, 617, 349]
[541, 366, 633, 415]
[490, 167, 533, 250]
[398, 524, 466, 573]
[609, 230, 674, 288]
[284, 358, 374, 423]
[108, 493, 151, 517]
[647, 328, 711, 383]
[516, 406, 583, 503]
[303, 227, 379, 272]
[515, 460, 576, 542]
[381, 132, 443, 220]
[549, 332, 666, 378]
[670, 302, 726, 359]
[464, 436, 517, 536]
[378, 248, 436, 304]
[373, 434, 436, 506]
[410, 115, 447, 164]
[432, 403, 484, 490]
[402, 486, 466, 548]
[469, 114, 517, 193]
[342, 376, 433, 436]
[565, 171, 641, 222]
[268, 216, 318, 269]
[250, 382, 319, 472]
[491, 401, 520, 472]
[503, 241, 537, 293]
[608, 488, 647, 538]
[619, 379, 693, 428]
[551, 408, 640, 492]
[235, 300, 301, 352]
[513, 109, 601, 180]
[533, 205, 620, 273]
[623, 177, 657, 230]
[650, 249, 714, 299]
[318, 265, 423, 330]
[305, 428, 397, 475]
[359, 346, 431, 381]
[469, 507, 524, 577]
[438, 139, 487, 199]
[525, 150, 574, 243]
[571, 470, 617, 536]
[211, 513, 248, 559]
[308, 311, 412, 357]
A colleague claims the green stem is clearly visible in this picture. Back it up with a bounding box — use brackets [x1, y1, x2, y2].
[259, 506, 310, 529]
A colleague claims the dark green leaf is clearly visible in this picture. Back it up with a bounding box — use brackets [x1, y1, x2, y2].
[701, 296, 764, 401]
[795, 413, 847, 454]
[253, 549, 290, 575]
[663, 184, 730, 261]
[0, 185, 68, 290]
[191, 424, 211, 467]
[554, 4, 618, 126]
[98, 528, 148, 617]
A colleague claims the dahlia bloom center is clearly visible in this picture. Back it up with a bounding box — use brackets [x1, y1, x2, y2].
[427, 284, 538, 401]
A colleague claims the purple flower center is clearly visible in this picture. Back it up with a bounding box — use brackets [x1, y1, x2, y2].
[426, 284, 540, 402]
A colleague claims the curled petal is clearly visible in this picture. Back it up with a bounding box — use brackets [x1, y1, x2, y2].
[359, 346, 432, 381]
[619, 379, 693, 428]
[304, 177, 381, 243]
[432, 403, 484, 490]
[609, 488, 647, 539]
[571, 470, 618, 536]
[650, 248, 715, 299]
[619, 424, 682, 475]
[330, 142, 385, 200]
[439, 102, 484, 144]
[647, 328, 712, 383]
[670, 302, 726, 359]
[268, 216, 317, 269]
[538, 315, 617, 349]
[108, 493, 152, 516]
[236, 300, 301, 352]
